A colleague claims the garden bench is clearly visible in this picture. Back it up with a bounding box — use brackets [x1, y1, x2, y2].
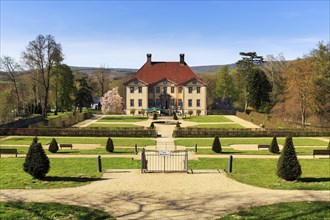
[0, 148, 18, 157]
[313, 149, 330, 158]
[60, 144, 73, 149]
[257, 144, 270, 150]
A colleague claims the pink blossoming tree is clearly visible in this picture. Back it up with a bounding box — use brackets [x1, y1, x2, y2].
[100, 87, 122, 114]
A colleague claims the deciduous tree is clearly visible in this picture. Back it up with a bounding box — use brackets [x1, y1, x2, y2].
[22, 34, 63, 118]
[100, 87, 123, 114]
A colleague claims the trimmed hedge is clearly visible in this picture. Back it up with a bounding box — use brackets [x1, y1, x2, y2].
[0, 127, 157, 137]
[173, 128, 330, 137]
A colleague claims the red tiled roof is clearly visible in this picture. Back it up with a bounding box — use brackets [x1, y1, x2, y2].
[127, 61, 204, 85]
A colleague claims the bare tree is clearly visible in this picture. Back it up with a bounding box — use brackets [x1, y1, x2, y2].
[0, 56, 22, 114]
[93, 65, 110, 96]
[22, 34, 63, 118]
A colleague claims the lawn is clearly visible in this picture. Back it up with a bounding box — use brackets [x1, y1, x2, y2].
[87, 123, 143, 128]
[98, 116, 148, 122]
[175, 138, 328, 147]
[0, 202, 113, 220]
[189, 158, 330, 190]
[183, 116, 233, 122]
[187, 124, 244, 128]
[1, 137, 155, 146]
[188, 146, 325, 155]
[219, 201, 330, 220]
[0, 158, 140, 189]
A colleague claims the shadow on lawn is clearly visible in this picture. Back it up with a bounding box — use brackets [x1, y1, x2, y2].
[43, 176, 105, 182]
[298, 177, 330, 183]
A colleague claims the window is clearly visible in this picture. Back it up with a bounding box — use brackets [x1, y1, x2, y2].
[188, 87, 193, 93]
[178, 87, 182, 93]
[138, 99, 142, 107]
[156, 99, 160, 106]
[134, 80, 138, 84]
[163, 87, 167, 94]
[148, 87, 153, 93]
[130, 87, 134, 93]
[196, 99, 200, 107]
[156, 87, 160, 93]
[148, 99, 153, 107]
[130, 99, 134, 107]
[171, 86, 175, 93]
[138, 86, 142, 93]
[170, 99, 175, 106]
[193, 79, 197, 84]
[197, 87, 201, 93]
[188, 99, 192, 107]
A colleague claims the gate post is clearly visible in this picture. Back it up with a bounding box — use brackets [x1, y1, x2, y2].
[227, 155, 233, 173]
[194, 144, 197, 153]
[141, 148, 146, 173]
[184, 150, 188, 172]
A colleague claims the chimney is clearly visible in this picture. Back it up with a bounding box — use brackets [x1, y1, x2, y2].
[147, 53, 152, 64]
[180, 53, 185, 64]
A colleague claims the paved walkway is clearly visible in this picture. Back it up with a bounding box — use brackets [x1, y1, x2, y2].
[0, 170, 329, 219]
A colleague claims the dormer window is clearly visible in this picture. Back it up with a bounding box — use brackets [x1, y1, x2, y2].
[163, 80, 167, 84]
[134, 80, 138, 84]
[192, 79, 197, 84]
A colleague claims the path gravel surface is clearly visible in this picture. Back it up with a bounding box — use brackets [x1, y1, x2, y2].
[1, 170, 329, 219]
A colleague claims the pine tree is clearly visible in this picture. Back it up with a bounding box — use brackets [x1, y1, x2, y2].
[269, 135, 280, 154]
[106, 137, 114, 152]
[212, 136, 222, 153]
[277, 136, 302, 181]
[48, 138, 59, 153]
[23, 137, 50, 179]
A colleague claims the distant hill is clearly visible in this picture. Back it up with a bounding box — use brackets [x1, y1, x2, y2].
[69, 63, 238, 76]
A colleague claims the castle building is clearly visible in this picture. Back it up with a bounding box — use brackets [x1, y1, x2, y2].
[124, 54, 207, 115]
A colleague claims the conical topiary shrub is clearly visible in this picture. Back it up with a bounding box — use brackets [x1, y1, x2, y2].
[48, 138, 59, 153]
[269, 135, 280, 154]
[173, 112, 178, 120]
[23, 137, 50, 179]
[277, 135, 302, 181]
[328, 141, 330, 150]
[212, 136, 222, 153]
[106, 137, 114, 152]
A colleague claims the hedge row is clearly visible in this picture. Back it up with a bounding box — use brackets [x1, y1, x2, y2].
[173, 128, 330, 137]
[0, 127, 157, 137]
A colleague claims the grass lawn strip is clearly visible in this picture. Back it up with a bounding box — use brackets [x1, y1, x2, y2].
[97, 116, 147, 122]
[188, 124, 244, 128]
[0, 158, 139, 189]
[175, 138, 328, 147]
[0, 202, 113, 220]
[183, 116, 233, 122]
[87, 123, 143, 128]
[1, 137, 155, 146]
[219, 201, 330, 220]
[189, 158, 330, 190]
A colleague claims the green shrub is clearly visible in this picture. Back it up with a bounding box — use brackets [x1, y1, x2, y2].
[269, 135, 280, 154]
[212, 136, 222, 153]
[188, 110, 193, 117]
[153, 113, 158, 120]
[176, 121, 181, 128]
[23, 137, 50, 179]
[48, 138, 59, 153]
[328, 141, 330, 150]
[277, 135, 302, 181]
[106, 137, 114, 152]
[140, 109, 145, 116]
[150, 122, 155, 129]
[196, 109, 201, 116]
[130, 108, 136, 115]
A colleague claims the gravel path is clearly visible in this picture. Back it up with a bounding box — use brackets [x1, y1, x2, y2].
[1, 170, 329, 219]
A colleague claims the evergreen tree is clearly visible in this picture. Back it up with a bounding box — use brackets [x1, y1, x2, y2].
[327, 141, 330, 150]
[277, 136, 302, 181]
[269, 135, 280, 154]
[212, 136, 222, 153]
[23, 137, 50, 179]
[173, 112, 178, 120]
[106, 137, 114, 152]
[48, 138, 59, 153]
[74, 77, 93, 113]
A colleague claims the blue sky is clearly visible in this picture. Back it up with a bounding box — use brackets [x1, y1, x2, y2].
[1, 0, 329, 68]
